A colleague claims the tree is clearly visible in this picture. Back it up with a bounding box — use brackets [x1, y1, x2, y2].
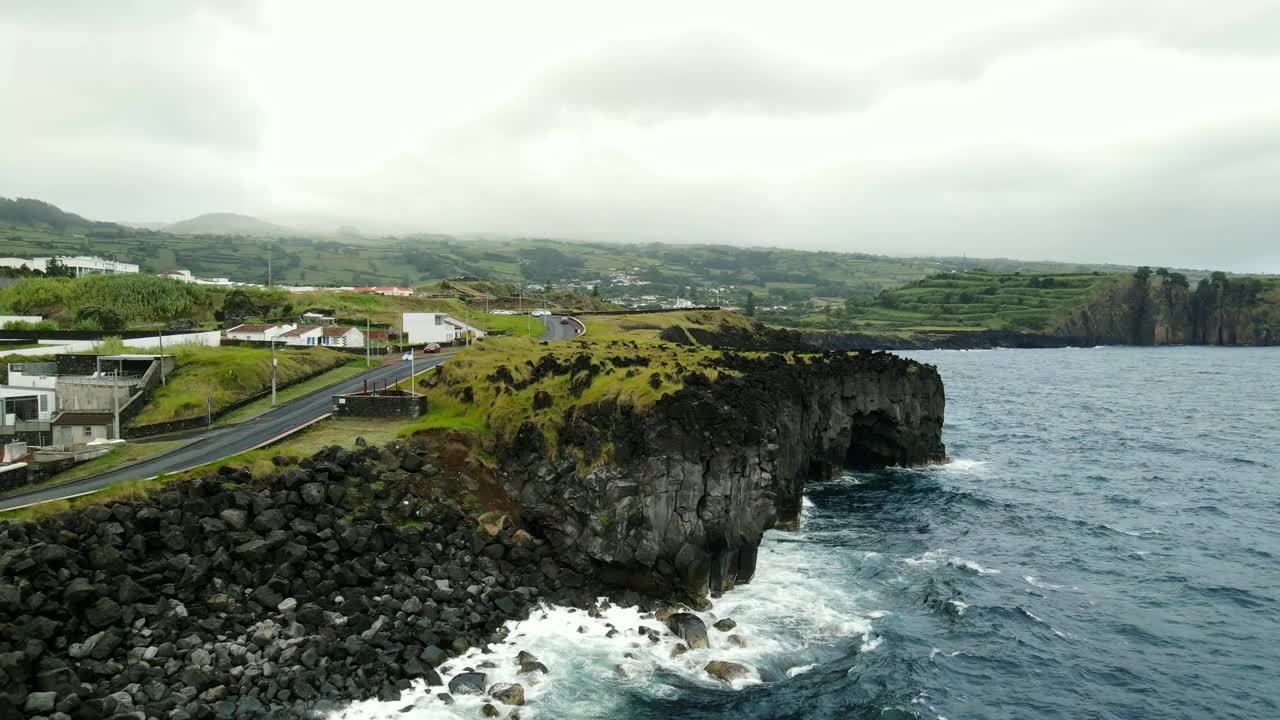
[591, 285, 601, 299]
[44, 258, 75, 278]
[74, 305, 125, 331]
[222, 288, 259, 318]
[744, 291, 757, 317]
[1133, 266, 1152, 283]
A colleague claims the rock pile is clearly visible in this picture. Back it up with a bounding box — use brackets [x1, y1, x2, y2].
[0, 442, 586, 719]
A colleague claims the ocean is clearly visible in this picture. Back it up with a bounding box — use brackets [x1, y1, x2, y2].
[338, 347, 1280, 720]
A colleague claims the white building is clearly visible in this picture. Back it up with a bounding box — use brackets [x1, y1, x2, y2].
[301, 311, 335, 324]
[225, 323, 296, 342]
[402, 313, 486, 345]
[0, 256, 139, 276]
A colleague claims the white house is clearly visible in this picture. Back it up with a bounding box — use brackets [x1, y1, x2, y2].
[402, 313, 486, 345]
[225, 323, 296, 342]
[278, 325, 323, 346]
[277, 325, 364, 347]
[316, 326, 364, 348]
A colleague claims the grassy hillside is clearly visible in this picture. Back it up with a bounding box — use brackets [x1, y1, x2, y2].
[129, 345, 350, 425]
[3, 197, 1155, 303]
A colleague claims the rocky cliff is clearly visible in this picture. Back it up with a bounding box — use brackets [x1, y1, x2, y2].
[495, 351, 946, 600]
[1055, 272, 1279, 346]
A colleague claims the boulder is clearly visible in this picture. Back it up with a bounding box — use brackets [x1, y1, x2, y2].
[24, 691, 57, 713]
[447, 672, 487, 696]
[665, 613, 709, 649]
[488, 683, 525, 706]
[704, 660, 751, 683]
[712, 618, 737, 631]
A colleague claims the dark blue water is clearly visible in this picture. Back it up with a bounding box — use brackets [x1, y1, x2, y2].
[353, 347, 1280, 720]
[632, 347, 1280, 720]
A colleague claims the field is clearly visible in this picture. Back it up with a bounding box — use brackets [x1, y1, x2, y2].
[779, 270, 1122, 334]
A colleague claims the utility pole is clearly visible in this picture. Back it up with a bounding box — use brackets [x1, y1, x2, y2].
[270, 336, 278, 406]
[522, 283, 530, 336]
[157, 331, 166, 385]
[365, 316, 370, 368]
[267, 244, 272, 288]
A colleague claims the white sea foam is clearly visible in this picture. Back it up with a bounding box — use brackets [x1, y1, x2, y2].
[948, 558, 1001, 575]
[946, 600, 969, 616]
[336, 523, 883, 719]
[900, 548, 947, 566]
[1023, 575, 1062, 590]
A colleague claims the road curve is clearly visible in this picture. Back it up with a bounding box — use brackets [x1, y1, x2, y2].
[0, 355, 448, 512]
[2, 316, 583, 512]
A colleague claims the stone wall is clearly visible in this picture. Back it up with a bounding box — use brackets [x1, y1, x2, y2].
[332, 391, 426, 419]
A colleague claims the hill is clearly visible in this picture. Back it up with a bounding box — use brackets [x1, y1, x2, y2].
[0, 197, 1245, 309]
[164, 212, 292, 237]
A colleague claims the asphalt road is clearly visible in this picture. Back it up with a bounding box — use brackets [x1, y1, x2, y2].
[0, 315, 581, 512]
[0, 355, 447, 512]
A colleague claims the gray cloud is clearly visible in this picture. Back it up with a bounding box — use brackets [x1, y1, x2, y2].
[1, 1, 1277, 273]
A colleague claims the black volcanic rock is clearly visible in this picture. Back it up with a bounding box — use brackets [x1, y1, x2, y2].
[497, 350, 945, 599]
[0, 442, 563, 720]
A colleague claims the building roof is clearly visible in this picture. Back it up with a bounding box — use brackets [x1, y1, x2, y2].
[280, 325, 321, 337]
[320, 326, 358, 337]
[53, 411, 114, 425]
[366, 330, 388, 340]
[99, 354, 174, 361]
[227, 323, 280, 333]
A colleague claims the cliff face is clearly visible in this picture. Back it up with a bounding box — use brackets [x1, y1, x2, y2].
[1055, 274, 1278, 346]
[495, 352, 945, 600]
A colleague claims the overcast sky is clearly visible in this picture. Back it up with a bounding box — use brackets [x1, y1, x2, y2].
[2, 1, 1279, 271]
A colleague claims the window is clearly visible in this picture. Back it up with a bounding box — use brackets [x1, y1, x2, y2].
[83, 426, 92, 438]
[39, 395, 47, 412]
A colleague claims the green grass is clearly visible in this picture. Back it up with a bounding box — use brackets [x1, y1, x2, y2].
[0, 437, 196, 502]
[403, 311, 771, 462]
[2, 417, 407, 522]
[129, 345, 348, 425]
[214, 359, 373, 426]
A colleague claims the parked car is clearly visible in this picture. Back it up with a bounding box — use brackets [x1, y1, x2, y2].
[560, 318, 570, 325]
[423, 343, 441, 353]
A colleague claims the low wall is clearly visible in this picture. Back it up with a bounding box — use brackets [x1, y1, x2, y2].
[0, 463, 29, 493]
[576, 306, 721, 316]
[123, 357, 350, 439]
[0, 328, 216, 341]
[0, 331, 220, 357]
[332, 390, 426, 418]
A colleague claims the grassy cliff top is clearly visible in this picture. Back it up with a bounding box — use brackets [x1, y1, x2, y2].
[406, 311, 795, 459]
